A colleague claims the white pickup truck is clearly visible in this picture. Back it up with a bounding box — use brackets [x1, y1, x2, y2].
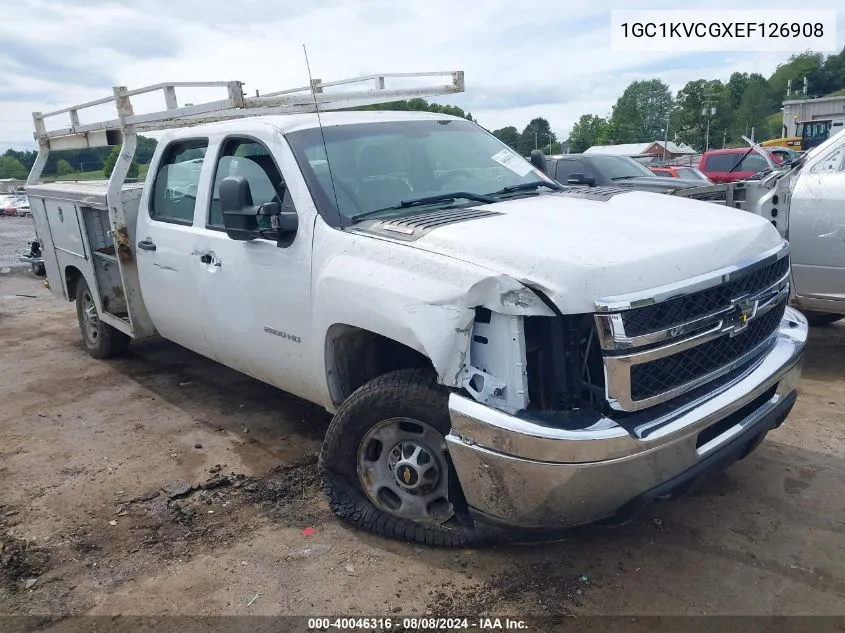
[26, 73, 807, 546]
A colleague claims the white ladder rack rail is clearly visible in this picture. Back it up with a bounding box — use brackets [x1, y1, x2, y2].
[26, 70, 465, 187]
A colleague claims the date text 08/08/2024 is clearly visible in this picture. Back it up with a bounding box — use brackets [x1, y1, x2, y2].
[307, 617, 529, 630]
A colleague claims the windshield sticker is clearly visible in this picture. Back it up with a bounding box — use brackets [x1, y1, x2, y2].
[491, 149, 533, 177]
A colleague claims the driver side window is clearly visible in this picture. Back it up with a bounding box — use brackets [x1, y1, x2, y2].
[813, 147, 845, 174]
[208, 138, 287, 230]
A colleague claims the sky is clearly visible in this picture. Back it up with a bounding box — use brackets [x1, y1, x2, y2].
[1, 0, 843, 153]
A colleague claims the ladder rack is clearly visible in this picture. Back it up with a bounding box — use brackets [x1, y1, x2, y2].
[31, 71, 465, 151]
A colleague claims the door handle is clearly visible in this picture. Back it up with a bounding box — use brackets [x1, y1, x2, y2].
[137, 239, 156, 251]
[199, 253, 222, 267]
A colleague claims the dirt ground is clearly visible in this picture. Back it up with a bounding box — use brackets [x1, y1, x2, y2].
[1, 271, 844, 626]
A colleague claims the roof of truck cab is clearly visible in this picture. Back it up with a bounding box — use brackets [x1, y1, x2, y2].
[165, 110, 468, 139]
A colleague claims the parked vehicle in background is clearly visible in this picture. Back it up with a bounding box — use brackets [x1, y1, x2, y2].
[25, 75, 807, 546]
[540, 153, 703, 193]
[699, 148, 784, 183]
[649, 165, 712, 183]
[677, 132, 845, 327]
[761, 137, 802, 151]
[799, 118, 845, 151]
[765, 146, 801, 165]
[3, 196, 30, 216]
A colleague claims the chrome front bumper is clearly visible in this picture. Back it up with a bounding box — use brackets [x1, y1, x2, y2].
[445, 307, 808, 530]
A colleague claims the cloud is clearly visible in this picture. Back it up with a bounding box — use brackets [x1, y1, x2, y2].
[1, 0, 843, 152]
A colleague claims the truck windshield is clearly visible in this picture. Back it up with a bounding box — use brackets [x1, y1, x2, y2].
[285, 119, 548, 224]
[586, 154, 656, 180]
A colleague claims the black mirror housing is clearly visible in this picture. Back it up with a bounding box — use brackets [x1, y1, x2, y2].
[220, 176, 298, 245]
[529, 149, 548, 174]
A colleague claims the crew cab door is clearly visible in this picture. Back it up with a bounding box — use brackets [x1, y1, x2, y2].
[789, 143, 845, 301]
[136, 138, 213, 355]
[192, 133, 314, 398]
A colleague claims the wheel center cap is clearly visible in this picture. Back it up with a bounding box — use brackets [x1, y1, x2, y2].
[394, 463, 419, 488]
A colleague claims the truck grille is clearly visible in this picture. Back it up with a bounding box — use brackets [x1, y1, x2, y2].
[622, 255, 789, 337]
[629, 301, 785, 401]
[594, 246, 790, 412]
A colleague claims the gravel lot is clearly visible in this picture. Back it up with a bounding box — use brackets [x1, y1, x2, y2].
[1, 255, 844, 625]
[0, 216, 37, 270]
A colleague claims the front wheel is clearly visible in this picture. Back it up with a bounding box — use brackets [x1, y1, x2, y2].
[318, 369, 477, 547]
[75, 278, 130, 358]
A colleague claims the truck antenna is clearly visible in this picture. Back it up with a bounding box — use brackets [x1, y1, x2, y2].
[303, 44, 342, 226]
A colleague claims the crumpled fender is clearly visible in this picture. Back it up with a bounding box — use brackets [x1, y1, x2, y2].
[310, 228, 554, 404]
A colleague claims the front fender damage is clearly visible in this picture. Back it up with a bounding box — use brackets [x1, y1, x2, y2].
[410, 274, 554, 413]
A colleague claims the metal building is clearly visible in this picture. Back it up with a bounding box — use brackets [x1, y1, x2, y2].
[782, 95, 845, 137]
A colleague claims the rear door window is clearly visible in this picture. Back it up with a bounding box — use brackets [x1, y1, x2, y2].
[150, 139, 208, 224]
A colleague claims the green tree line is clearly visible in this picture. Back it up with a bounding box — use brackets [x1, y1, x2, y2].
[567, 46, 845, 153]
[0, 136, 157, 179]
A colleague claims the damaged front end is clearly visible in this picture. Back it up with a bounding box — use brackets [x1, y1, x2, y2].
[442, 254, 807, 534]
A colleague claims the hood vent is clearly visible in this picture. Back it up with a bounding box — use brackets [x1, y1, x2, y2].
[557, 186, 632, 201]
[356, 207, 502, 241]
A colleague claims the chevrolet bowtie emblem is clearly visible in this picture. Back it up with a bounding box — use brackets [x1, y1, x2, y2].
[726, 295, 759, 336]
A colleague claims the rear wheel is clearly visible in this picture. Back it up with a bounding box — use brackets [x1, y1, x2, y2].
[75, 278, 130, 358]
[804, 312, 844, 327]
[318, 369, 477, 547]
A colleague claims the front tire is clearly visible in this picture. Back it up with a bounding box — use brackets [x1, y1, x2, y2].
[318, 369, 477, 547]
[75, 278, 130, 358]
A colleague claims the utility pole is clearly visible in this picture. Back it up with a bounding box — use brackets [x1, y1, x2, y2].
[534, 130, 538, 150]
[702, 93, 717, 151]
[662, 108, 670, 161]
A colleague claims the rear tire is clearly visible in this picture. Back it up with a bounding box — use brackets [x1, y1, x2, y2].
[804, 312, 844, 327]
[318, 368, 478, 548]
[75, 278, 130, 358]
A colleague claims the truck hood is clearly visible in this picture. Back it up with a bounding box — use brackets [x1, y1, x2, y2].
[376, 190, 784, 314]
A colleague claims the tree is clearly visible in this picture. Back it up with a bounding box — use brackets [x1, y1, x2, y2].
[607, 79, 673, 144]
[56, 159, 74, 175]
[733, 74, 774, 141]
[727, 72, 749, 109]
[768, 52, 826, 99]
[822, 46, 845, 95]
[0, 155, 28, 179]
[518, 118, 555, 155]
[492, 126, 520, 150]
[103, 147, 139, 179]
[567, 114, 609, 153]
[674, 79, 732, 151]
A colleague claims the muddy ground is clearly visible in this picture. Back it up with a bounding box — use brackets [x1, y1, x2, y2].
[1, 271, 844, 627]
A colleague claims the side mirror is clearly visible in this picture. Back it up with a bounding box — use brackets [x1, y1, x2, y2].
[567, 173, 595, 186]
[220, 176, 298, 245]
[529, 149, 548, 174]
